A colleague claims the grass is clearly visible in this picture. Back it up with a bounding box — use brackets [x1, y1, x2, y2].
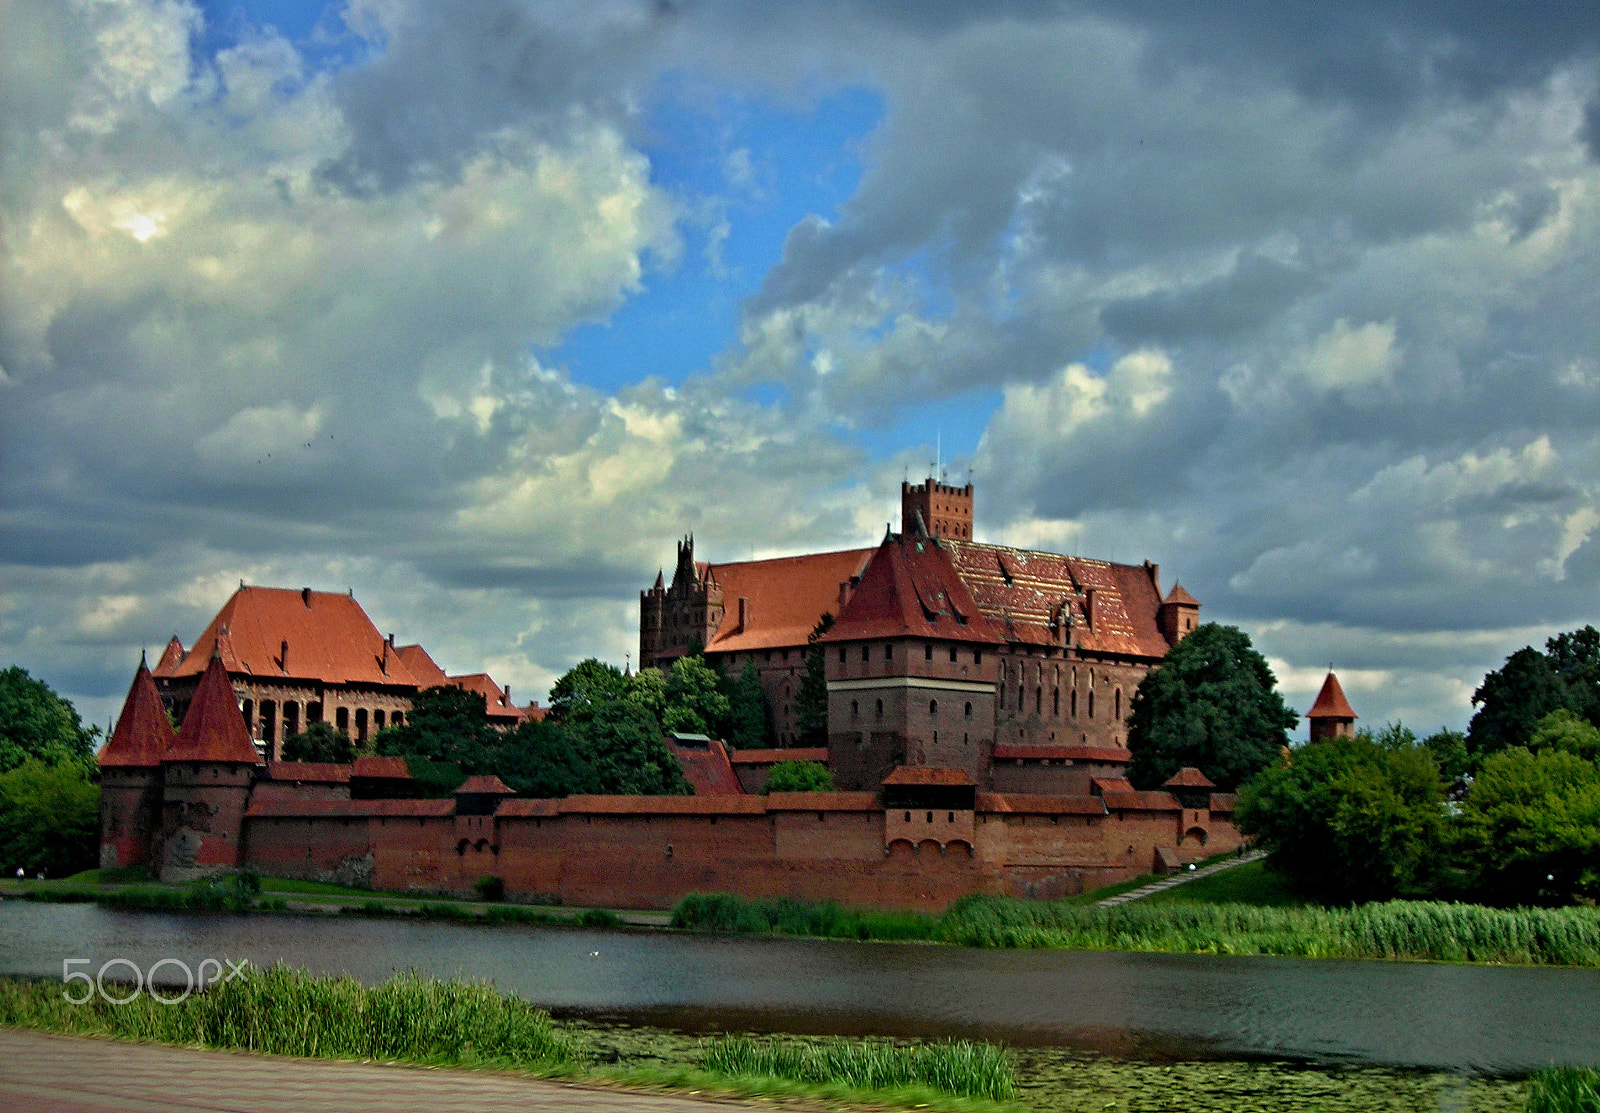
[1142, 860, 1307, 907]
[1528, 1069, 1600, 1113]
[673, 890, 1600, 966]
[59, 867, 151, 885]
[701, 1034, 1015, 1101]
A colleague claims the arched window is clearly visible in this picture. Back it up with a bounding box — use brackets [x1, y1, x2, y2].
[929, 700, 938, 716]
[1088, 690, 1095, 719]
[1035, 687, 1042, 713]
[1115, 688, 1122, 720]
[925, 644, 933, 662]
[1053, 688, 1059, 715]
[1070, 690, 1077, 717]
[851, 699, 859, 719]
[964, 701, 972, 718]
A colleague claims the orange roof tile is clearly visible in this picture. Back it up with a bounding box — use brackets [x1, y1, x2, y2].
[764, 791, 879, 811]
[942, 541, 1174, 659]
[1208, 793, 1238, 813]
[820, 536, 1006, 645]
[1090, 777, 1136, 795]
[155, 587, 421, 688]
[155, 637, 185, 674]
[165, 652, 263, 764]
[1100, 790, 1181, 812]
[99, 659, 177, 768]
[881, 766, 975, 786]
[705, 548, 875, 653]
[447, 672, 531, 722]
[265, 762, 351, 783]
[455, 774, 515, 795]
[496, 798, 563, 817]
[351, 755, 411, 779]
[991, 744, 1133, 764]
[975, 793, 1108, 815]
[727, 747, 829, 765]
[1307, 671, 1357, 720]
[1164, 583, 1200, 607]
[668, 739, 745, 796]
[1163, 766, 1216, 789]
[394, 643, 449, 687]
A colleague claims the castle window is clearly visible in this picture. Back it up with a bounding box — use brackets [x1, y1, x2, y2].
[1070, 690, 1077, 717]
[1088, 690, 1095, 719]
[964, 702, 972, 718]
[1036, 687, 1042, 714]
[949, 646, 957, 663]
[904, 811, 911, 822]
[391, 711, 404, 727]
[851, 699, 859, 719]
[241, 699, 254, 730]
[336, 706, 349, 734]
[1018, 684, 1024, 709]
[374, 709, 385, 729]
[925, 644, 933, 662]
[356, 708, 369, 743]
[1053, 688, 1059, 715]
[974, 649, 982, 666]
[876, 699, 884, 719]
[885, 643, 893, 661]
[929, 700, 938, 716]
[839, 647, 847, 664]
[862, 646, 870, 663]
[1115, 689, 1122, 720]
[926, 811, 934, 823]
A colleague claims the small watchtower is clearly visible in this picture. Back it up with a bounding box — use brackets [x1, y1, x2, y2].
[97, 656, 177, 870]
[901, 479, 974, 541]
[1158, 583, 1201, 646]
[1307, 671, 1357, 742]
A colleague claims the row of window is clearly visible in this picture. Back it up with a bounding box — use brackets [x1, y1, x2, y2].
[998, 684, 1121, 720]
[850, 698, 976, 720]
[240, 698, 403, 748]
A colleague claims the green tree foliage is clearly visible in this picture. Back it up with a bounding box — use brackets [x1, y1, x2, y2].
[1235, 732, 1447, 903]
[663, 656, 730, 736]
[1545, 625, 1600, 724]
[577, 700, 690, 796]
[724, 662, 773, 749]
[624, 668, 667, 723]
[1127, 623, 1297, 791]
[795, 649, 829, 747]
[374, 685, 498, 768]
[1456, 746, 1600, 905]
[1467, 647, 1571, 763]
[493, 719, 601, 798]
[280, 721, 355, 764]
[1528, 709, 1600, 762]
[764, 760, 834, 793]
[1420, 728, 1471, 780]
[546, 658, 630, 722]
[0, 760, 99, 877]
[0, 667, 98, 773]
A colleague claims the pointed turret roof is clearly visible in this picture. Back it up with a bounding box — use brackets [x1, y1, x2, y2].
[165, 651, 263, 764]
[1307, 671, 1357, 721]
[1162, 766, 1216, 789]
[1164, 583, 1200, 607]
[98, 657, 177, 768]
[155, 636, 185, 673]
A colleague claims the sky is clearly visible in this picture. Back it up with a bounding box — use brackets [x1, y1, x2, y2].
[4, 1, 1600, 739]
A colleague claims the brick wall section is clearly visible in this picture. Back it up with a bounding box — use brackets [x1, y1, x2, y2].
[98, 768, 163, 869]
[158, 763, 255, 882]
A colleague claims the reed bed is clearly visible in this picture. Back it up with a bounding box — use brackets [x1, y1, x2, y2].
[699, 1034, 1015, 1101]
[1528, 1069, 1600, 1113]
[0, 964, 573, 1067]
[672, 891, 1600, 966]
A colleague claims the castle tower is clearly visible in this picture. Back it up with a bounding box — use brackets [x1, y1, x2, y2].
[901, 480, 974, 541]
[1306, 671, 1357, 742]
[158, 650, 264, 881]
[639, 535, 725, 669]
[97, 656, 177, 870]
[1158, 583, 1201, 646]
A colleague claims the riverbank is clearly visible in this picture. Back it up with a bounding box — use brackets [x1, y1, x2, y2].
[0, 969, 1537, 1112]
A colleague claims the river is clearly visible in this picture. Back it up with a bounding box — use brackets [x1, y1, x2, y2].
[1, 902, 1594, 1075]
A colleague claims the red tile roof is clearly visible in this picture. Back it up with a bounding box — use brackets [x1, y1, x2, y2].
[394, 643, 449, 686]
[1164, 583, 1200, 607]
[819, 536, 1006, 645]
[555, 795, 769, 816]
[942, 540, 1174, 659]
[454, 774, 514, 795]
[704, 548, 875, 653]
[1163, 766, 1217, 789]
[165, 653, 263, 764]
[155, 587, 420, 687]
[991, 744, 1133, 764]
[1208, 793, 1238, 813]
[496, 798, 562, 817]
[668, 739, 745, 796]
[448, 672, 533, 723]
[764, 791, 879, 811]
[155, 637, 185, 674]
[1100, 790, 1181, 812]
[99, 659, 178, 768]
[245, 798, 455, 819]
[266, 762, 351, 783]
[881, 766, 975, 786]
[351, 755, 411, 779]
[727, 747, 830, 766]
[1091, 777, 1136, 795]
[1307, 671, 1357, 720]
[975, 793, 1108, 815]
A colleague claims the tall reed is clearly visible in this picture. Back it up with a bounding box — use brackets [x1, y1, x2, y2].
[699, 1035, 1015, 1100]
[1528, 1068, 1600, 1113]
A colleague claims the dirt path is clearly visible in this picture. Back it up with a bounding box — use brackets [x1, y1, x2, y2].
[0, 1028, 754, 1113]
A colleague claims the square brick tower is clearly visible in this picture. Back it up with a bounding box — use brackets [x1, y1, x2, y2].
[901, 480, 974, 541]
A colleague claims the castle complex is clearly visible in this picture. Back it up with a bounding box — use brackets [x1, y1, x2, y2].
[97, 481, 1264, 908]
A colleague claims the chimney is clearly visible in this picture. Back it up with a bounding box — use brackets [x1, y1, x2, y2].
[502, 684, 510, 707]
[1084, 589, 1098, 632]
[279, 639, 289, 673]
[737, 597, 749, 630]
[301, 587, 311, 607]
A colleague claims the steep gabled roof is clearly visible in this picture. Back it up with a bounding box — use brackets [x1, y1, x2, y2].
[154, 586, 420, 687]
[1164, 583, 1200, 607]
[99, 658, 177, 768]
[165, 652, 263, 764]
[454, 774, 514, 795]
[668, 739, 745, 796]
[1163, 766, 1216, 789]
[155, 637, 185, 673]
[1307, 671, 1357, 720]
[394, 643, 449, 687]
[941, 540, 1173, 658]
[704, 547, 875, 653]
[820, 535, 1005, 645]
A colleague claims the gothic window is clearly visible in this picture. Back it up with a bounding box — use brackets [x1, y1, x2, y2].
[1088, 690, 1095, 719]
[949, 646, 957, 663]
[964, 701, 972, 718]
[876, 699, 884, 719]
[1115, 688, 1122, 720]
[1070, 690, 1077, 718]
[925, 643, 933, 662]
[929, 700, 938, 716]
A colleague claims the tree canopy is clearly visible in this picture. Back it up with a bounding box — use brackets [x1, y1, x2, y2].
[1126, 623, 1297, 791]
[547, 658, 631, 722]
[280, 721, 355, 764]
[0, 667, 98, 774]
[1468, 626, 1600, 763]
[577, 699, 691, 795]
[663, 656, 730, 736]
[374, 684, 498, 768]
[0, 760, 99, 877]
[724, 662, 773, 749]
[1455, 745, 1600, 906]
[764, 760, 834, 793]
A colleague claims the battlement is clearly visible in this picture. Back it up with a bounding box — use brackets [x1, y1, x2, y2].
[901, 479, 974, 541]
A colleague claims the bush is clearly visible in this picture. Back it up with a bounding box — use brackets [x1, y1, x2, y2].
[1455, 747, 1600, 906]
[280, 722, 355, 764]
[764, 760, 834, 794]
[475, 875, 505, 902]
[576, 908, 620, 927]
[0, 760, 99, 877]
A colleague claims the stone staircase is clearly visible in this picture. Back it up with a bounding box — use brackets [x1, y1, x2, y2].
[1095, 848, 1266, 907]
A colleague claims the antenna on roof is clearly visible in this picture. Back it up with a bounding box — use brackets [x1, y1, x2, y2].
[936, 429, 942, 482]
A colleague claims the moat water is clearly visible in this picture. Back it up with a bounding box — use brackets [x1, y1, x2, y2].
[2, 902, 1595, 1076]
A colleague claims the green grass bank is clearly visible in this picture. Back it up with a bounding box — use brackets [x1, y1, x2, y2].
[671, 891, 1600, 966]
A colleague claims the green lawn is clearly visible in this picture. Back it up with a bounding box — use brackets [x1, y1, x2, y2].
[58, 867, 152, 885]
[1142, 860, 1309, 907]
[258, 877, 384, 897]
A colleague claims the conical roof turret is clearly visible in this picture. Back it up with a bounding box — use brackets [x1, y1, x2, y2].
[98, 655, 177, 768]
[1307, 671, 1357, 721]
[164, 650, 263, 764]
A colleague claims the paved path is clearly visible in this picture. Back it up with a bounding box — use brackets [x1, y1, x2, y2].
[0, 1029, 756, 1113]
[1094, 849, 1266, 907]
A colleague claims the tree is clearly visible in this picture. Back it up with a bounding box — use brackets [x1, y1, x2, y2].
[1528, 709, 1600, 762]
[374, 685, 497, 768]
[1235, 732, 1447, 903]
[1467, 647, 1569, 763]
[795, 649, 829, 747]
[547, 659, 630, 722]
[624, 668, 667, 724]
[724, 662, 773, 749]
[1455, 746, 1600, 906]
[0, 760, 99, 877]
[280, 721, 355, 764]
[0, 667, 98, 774]
[1126, 623, 1297, 791]
[764, 760, 834, 793]
[1420, 728, 1471, 781]
[493, 718, 601, 798]
[1545, 625, 1600, 725]
[578, 700, 691, 796]
[663, 656, 729, 736]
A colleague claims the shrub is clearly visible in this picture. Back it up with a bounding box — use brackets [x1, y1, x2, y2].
[763, 760, 834, 794]
[475, 875, 506, 902]
[699, 1035, 1014, 1101]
